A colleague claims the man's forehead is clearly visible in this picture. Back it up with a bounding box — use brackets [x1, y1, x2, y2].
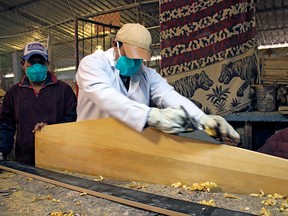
[27, 54, 46, 62]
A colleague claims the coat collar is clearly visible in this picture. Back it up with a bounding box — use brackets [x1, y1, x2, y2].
[18, 71, 57, 88]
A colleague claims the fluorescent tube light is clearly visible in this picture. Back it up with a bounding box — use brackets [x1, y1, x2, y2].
[3, 73, 14, 78]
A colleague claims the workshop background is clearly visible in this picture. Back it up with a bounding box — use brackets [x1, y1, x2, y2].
[0, 0, 287, 148]
[1, 1, 288, 216]
[0, 0, 287, 113]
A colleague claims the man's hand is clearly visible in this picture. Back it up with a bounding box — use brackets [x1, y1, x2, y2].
[0, 152, 4, 161]
[199, 115, 240, 142]
[32, 122, 48, 133]
[147, 107, 187, 134]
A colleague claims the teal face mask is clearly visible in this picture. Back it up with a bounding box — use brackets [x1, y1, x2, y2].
[115, 56, 142, 77]
[26, 63, 48, 82]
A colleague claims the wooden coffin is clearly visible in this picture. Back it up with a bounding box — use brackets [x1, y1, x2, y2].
[35, 118, 288, 195]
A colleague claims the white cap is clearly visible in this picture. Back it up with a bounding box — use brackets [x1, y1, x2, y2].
[115, 23, 152, 61]
[23, 41, 48, 61]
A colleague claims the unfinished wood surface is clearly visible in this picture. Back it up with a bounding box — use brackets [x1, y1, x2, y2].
[262, 68, 288, 78]
[279, 106, 288, 115]
[261, 57, 288, 84]
[35, 118, 288, 195]
[262, 57, 288, 68]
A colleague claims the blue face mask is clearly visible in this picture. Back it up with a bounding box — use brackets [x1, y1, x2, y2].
[115, 56, 143, 77]
[26, 63, 48, 82]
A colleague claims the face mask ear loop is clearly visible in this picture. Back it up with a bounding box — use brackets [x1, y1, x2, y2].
[116, 41, 122, 57]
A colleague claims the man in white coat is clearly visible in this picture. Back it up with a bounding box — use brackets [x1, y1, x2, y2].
[75, 23, 240, 141]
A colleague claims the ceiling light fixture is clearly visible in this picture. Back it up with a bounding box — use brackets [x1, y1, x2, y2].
[258, 43, 288, 50]
[55, 66, 76, 72]
[3, 73, 14, 78]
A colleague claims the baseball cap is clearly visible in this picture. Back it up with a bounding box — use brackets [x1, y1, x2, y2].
[23, 41, 48, 61]
[115, 23, 152, 61]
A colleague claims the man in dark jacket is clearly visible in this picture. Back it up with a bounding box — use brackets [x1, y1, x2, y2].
[0, 41, 77, 165]
[257, 128, 288, 159]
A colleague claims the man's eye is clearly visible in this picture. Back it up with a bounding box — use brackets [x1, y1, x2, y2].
[29, 60, 45, 65]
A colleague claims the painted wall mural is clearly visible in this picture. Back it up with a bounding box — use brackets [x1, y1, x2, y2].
[160, 0, 259, 114]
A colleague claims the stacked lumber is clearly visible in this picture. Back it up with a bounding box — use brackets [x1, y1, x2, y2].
[278, 106, 288, 115]
[261, 57, 288, 84]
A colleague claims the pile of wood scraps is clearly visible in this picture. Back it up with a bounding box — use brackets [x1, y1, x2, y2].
[276, 85, 288, 114]
[276, 85, 288, 106]
[259, 57, 288, 113]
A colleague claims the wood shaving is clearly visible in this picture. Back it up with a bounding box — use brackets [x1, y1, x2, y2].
[224, 193, 240, 199]
[171, 181, 217, 192]
[32, 195, 54, 202]
[45, 185, 57, 190]
[266, 193, 286, 199]
[171, 182, 182, 188]
[260, 207, 271, 216]
[0, 172, 15, 179]
[127, 181, 147, 190]
[261, 198, 277, 206]
[280, 200, 288, 212]
[199, 199, 216, 207]
[250, 189, 265, 197]
[94, 175, 104, 181]
[49, 211, 75, 216]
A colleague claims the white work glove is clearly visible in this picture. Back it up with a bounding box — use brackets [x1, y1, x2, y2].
[199, 115, 240, 141]
[147, 107, 187, 134]
[0, 152, 4, 161]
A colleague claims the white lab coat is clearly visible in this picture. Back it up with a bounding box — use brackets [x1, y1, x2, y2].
[76, 48, 205, 132]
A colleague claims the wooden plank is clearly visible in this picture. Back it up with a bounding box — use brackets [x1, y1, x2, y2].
[262, 80, 288, 85]
[261, 57, 288, 83]
[35, 118, 288, 195]
[279, 106, 288, 115]
[262, 68, 288, 77]
[243, 122, 252, 150]
[262, 57, 288, 68]
[0, 161, 253, 216]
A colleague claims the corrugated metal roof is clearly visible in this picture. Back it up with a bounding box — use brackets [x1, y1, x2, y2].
[0, 0, 287, 53]
[0, 0, 160, 54]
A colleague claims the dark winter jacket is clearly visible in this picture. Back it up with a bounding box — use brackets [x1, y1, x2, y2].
[0, 72, 77, 165]
[257, 128, 288, 159]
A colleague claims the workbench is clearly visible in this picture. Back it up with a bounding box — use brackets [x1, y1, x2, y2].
[224, 111, 288, 150]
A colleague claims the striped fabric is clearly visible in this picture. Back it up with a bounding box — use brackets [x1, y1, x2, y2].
[160, 0, 259, 114]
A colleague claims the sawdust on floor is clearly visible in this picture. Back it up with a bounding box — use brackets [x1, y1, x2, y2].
[0, 169, 287, 216]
